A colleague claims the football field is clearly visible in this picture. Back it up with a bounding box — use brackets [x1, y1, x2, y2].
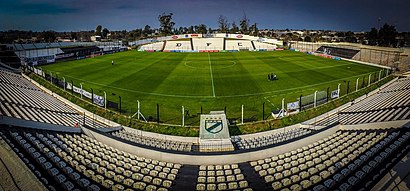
[41, 50, 382, 125]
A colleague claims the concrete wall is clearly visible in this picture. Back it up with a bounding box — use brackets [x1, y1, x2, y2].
[291, 41, 402, 68]
[82, 124, 339, 165]
[0, 116, 81, 133]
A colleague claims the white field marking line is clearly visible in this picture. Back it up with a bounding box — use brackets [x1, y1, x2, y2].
[265, 99, 275, 107]
[52, 71, 377, 99]
[184, 61, 207, 70]
[208, 52, 216, 97]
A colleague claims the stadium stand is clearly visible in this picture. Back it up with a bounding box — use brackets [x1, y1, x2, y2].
[0, 69, 106, 128]
[163, 40, 192, 51]
[192, 38, 224, 51]
[232, 128, 313, 150]
[316, 46, 360, 59]
[225, 40, 254, 51]
[0, 51, 21, 69]
[111, 129, 193, 152]
[250, 129, 410, 191]
[252, 41, 277, 50]
[195, 164, 252, 191]
[0, 127, 182, 191]
[339, 77, 410, 125]
[139, 42, 164, 52]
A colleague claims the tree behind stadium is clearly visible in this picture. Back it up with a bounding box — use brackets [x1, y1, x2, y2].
[158, 13, 175, 36]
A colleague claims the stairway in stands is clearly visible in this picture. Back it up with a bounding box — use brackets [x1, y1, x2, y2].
[240, 163, 269, 191]
[172, 165, 198, 190]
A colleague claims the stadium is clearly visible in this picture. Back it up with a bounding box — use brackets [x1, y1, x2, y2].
[1, 1, 410, 191]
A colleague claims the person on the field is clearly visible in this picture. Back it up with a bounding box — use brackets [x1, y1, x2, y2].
[112, 60, 114, 65]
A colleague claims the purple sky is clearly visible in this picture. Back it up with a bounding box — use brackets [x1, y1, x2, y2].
[1, 0, 409, 32]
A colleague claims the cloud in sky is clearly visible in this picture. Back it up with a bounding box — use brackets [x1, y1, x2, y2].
[0, 0, 409, 31]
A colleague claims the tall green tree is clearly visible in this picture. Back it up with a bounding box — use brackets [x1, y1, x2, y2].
[196, 24, 207, 34]
[230, 21, 239, 34]
[378, 24, 397, 47]
[367, 27, 378, 45]
[102, 28, 109, 38]
[249, 23, 258, 36]
[96, 25, 102, 36]
[142, 25, 151, 37]
[239, 14, 249, 34]
[218, 15, 229, 33]
[158, 13, 175, 36]
[188, 26, 194, 34]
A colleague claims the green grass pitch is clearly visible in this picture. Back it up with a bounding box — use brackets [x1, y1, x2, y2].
[41, 50, 382, 125]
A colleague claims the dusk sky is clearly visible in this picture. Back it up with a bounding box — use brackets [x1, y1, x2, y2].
[1, 0, 409, 32]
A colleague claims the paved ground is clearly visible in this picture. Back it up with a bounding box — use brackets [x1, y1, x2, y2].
[0, 135, 47, 191]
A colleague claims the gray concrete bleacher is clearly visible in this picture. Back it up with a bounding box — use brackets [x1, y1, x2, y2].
[232, 128, 312, 150]
[0, 127, 183, 191]
[195, 164, 252, 191]
[0, 69, 106, 128]
[339, 77, 410, 125]
[250, 129, 409, 190]
[112, 129, 193, 152]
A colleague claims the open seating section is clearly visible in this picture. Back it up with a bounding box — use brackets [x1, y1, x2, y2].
[111, 129, 193, 152]
[225, 40, 254, 51]
[195, 164, 252, 191]
[252, 41, 277, 50]
[0, 127, 182, 191]
[379, 77, 410, 93]
[139, 42, 164, 52]
[232, 128, 312, 150]
[339, 77, 410, 125]
[0, 69, 106, 128]
[192, 38, 224, 51]
[1, 126, 408, 191]
[316, 46, 360, 59]
[250, 129, 410, 191]
[163, 40, 192, 51]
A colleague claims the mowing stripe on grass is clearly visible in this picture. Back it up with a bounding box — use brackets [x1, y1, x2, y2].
[208, 53, 216, 97]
